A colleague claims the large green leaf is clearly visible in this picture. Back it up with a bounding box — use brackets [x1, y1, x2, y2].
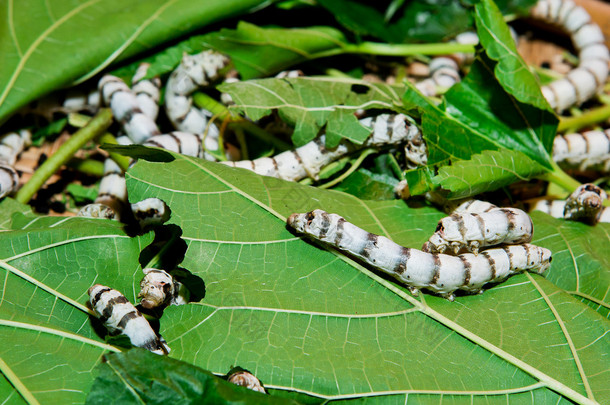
[111, 22, 349, 83]
[87, 349, 301, 404]
[0, 216, 153, 404]
[220, 77, 405, 146]
[0, 0, 269, 126]
[124, 152, 609, 404]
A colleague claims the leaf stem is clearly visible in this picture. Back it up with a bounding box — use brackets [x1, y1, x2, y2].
[536, 162, 581, 192]
[319, 149, 375, 189]
[98, 133, 131, 171]
[15, 109, 113, 204]
[0, 357, 40, 405]
[66, 158, 105, 176]
[558, 103, 610, 133]
[315, 42, 476, 58]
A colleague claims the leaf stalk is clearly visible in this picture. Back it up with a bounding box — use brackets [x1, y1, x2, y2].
[15, 109, 113, 204]
[558, 103, 610, 133]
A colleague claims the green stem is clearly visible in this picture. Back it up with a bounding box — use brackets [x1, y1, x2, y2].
[536, 162, 581, 192]
[234, 127, 249, 160]
[192, 92, 232, 119]
[316, 42, 475, 59]
[66, 158, 105, 176]
[15, 109, 113, 204]
[98, 133, 131, 172]
[558, 103, 610, 133]
[319, 149, 375, 189]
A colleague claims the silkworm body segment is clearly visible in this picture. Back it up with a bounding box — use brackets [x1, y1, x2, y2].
[288, 210, 551, 299]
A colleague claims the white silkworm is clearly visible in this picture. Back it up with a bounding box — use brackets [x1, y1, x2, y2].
[99, 75, 161, 144]
[422, 208, 534, 255]
[416, 57, 462, 97]
[564, 183, 607, 223]
[143, 131, 205, 158]
[138, 268, 189, 309]
[165, 50, 231, 156]
[222, 114, 422, 181]
[130, 198, 171, 229]
[553, 130, 610, 172]
[288, 209, 552, 300]
[88, 284, 170, 355]
[77, 203, 116, 220]
[532, 0, 610, 111]
[530, 184, 610, 224]
[227, 370, 266, 394]
[132, 63, 161, 120]
[0, 130, 31, 198]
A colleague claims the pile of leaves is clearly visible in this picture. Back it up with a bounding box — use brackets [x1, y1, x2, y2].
[0, 0, 608, 404]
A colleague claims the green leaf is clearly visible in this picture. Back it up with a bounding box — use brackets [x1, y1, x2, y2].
[66, 183, 98, 205]
[433, 149, 547, 198]
[0, 216, 154, 404]
[87, 349, 300, 404]
[0, 198, 33, 230]
[474, 0, 552, 112]
[124, 152, 609, 404]
[316, 0, 405, 43]
[0, 0, 270, 126]
[331, 168, 399, 200]
[220, 77, 404, 146]
[202, 22, 348, 80]
[112, 22, 349, 82]
[531, 213, 610, 319]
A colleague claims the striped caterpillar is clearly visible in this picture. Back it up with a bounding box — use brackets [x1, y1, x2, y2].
[422, 208, 534, 255]
[532, 0, 610, 111]
[226, 368, 266, 394]
[138, 268, 189, 309]
[165, 50, 231, 156]
[99, 74, 161, 144]
[288, 209, 552, 300]
[530, 183, 610, 224]
[0, 130, 31, 198]
[553, 130, 610, 173]
[223, 113, 424, 181]
[87, 284, 170, 355]
[78, 197, 170, 229]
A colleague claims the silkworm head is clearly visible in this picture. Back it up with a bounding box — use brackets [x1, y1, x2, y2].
[287, 213, 306, 232]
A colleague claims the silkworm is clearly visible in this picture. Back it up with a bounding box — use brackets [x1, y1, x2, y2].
[553, 130, 610, 172]
[99, 75, 161, 144]
[529, 183, 610, 223]
[77, 203, 116, 220]
[227, 369, 266, 394]
[143, 131, 206, 158]
[416, 57, 462, 97]
[532, 0, 610, 111]
[165, 50, 231, 156]
[88, 284, 170, 355]
[222, 114, 422, 181]
[288, 209, 552, 300]
[131, 63, 162, 120]
[422, 208, 534, 255]
[0, 130, 31, 198]
[130, 198, 171, 229]
[138, 268, 189, 309]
